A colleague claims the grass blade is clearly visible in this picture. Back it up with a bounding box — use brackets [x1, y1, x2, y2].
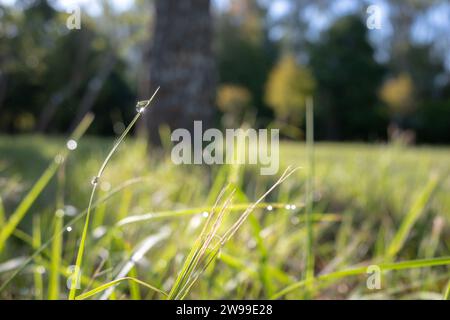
[386, 174, 440, 259]
[271, 256, 450, 299]
[0, 114, 94, 252]
[68, 88, 159, 300]
[117, 202, 305, 227]
[444, 279, 450, 300]
[75, 277, 167, 300]
[48, 165, 66, 300]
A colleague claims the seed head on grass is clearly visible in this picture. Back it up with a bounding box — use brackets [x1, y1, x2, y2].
[168, 166, 300, 300]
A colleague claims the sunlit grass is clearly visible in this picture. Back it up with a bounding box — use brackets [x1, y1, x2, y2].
[0, 128, 449, 299]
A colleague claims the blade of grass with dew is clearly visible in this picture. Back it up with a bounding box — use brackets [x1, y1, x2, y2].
[0, 114, 94, 252]
[386, 174, 440, 259]
[75, 277, 167, 300]
[68, 87, 159, 300]
[0, 176, 147, 294]
[271, 256, 450, 299]
[116, 202, 305, 227]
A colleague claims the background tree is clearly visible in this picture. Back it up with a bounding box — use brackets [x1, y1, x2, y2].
[309, 15, 386, 140]
[146, 0, 216, 145]
[215, 0, 277, 128]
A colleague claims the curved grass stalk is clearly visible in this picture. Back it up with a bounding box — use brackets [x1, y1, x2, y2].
[271, 256, 450, 299]
[68, 87, 159, 300]
[75, 277, 167, 300]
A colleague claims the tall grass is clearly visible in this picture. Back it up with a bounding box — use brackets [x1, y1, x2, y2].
[68, 88, 160, 299]
[0, 97, 449, 300]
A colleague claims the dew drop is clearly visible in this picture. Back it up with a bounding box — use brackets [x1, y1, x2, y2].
[91, 176, 99, 185]
[291, 216, 300, 225]
[136, 101, 148, 113]
[202, 211, 209, 218]
[291, 204, 297, 210]
[35, 266, 46, 274]
[93, 226, 106, 239]
[64, 205, 78, 217]
[266, 205, 273, 211]
[55, 209, 65, 218]
[66, 226, 72, 232]
[247, 239, 257, 249]
[285, 204, 291, 210]
[66, 139, 78, 151]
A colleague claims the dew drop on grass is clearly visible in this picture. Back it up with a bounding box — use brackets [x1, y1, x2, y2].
[35, 266, 46, 274]
[266, 205, 273, 211]
[202, 211, 209, 218]
[285, 204, 291, 210]
[66, 139, 78, 151]
[91, 176, 99, 185]
[55, 209, 65, 218]
[93, 226, 106, 239]
[291, 204, 297, 210]
[66, 226, 72, 232]
[136, 101, 148, 114]
[64, 205, 78, 217]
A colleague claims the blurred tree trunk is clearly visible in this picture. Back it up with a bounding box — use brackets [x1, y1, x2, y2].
[146, 0, 216, 145]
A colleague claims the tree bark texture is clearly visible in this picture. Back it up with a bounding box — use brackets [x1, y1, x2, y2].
[146, 0, 216, 145]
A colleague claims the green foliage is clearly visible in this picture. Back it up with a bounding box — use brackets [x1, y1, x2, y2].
[215, 5, 277, 125]
[265, 55, 315, 125]
[0, 1, 134, 135]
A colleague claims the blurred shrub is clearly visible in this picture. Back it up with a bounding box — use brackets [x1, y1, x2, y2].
[380, 73, 415, 116]
[265, 55, 315, 126]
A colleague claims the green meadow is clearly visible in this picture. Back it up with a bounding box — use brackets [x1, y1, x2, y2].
[1, 132, 449, 299]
